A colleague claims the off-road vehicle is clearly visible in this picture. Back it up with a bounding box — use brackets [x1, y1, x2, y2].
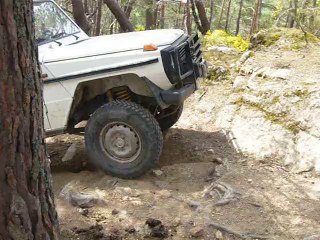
[34, 0, 207, 178]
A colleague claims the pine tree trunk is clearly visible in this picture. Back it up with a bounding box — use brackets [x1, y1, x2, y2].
[195, 0, 210, 34]
[160, 3, 165, 29]
[224, 0, 232, 32]
[104, 0, 134, 32]
[123, 0, 135, 18]
[235, 0, 243, 35]
[209, 0, 215, 28]
[186, 0, 192, 34]
[218, 0, 227, 29]
[250, 0, 262, 34]
[95, 0, 103, 36]
[0, 0, 60, 239]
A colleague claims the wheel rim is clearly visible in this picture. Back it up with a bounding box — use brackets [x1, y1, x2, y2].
[99, 122, 141, 163]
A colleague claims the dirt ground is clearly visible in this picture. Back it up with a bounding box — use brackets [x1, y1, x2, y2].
[48, 46, 320, 240]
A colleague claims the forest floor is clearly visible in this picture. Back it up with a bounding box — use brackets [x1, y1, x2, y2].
[48, 36, 320, 240]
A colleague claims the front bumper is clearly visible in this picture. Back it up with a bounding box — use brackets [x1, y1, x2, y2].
[160, 33, 207, 105]
[160, 60, 207, 105]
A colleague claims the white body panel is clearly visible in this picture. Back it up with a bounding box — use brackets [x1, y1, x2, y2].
[38, 2, 185, 133]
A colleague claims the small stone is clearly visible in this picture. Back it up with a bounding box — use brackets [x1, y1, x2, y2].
[112, 209, 119, 215]
[215, 230, 223, 239]
[188, 201, 201, 210]
[240, 51, 253, 64]
[125, 226, 136, 234]
[152, 169, 163, 176]
[78, 208, 89, 216]
[62, 143, 77, 162]
[190, 226, 204, 238]
[171, 217, 181, 227]
[146, 218, 162, 227]
[248, 179, 253, 183]
[212, 157, 223, 164]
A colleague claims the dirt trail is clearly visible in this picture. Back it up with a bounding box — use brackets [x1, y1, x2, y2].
[49, 48, 320, 240]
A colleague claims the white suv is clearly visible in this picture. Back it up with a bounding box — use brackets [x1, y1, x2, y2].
[34, 0, 207, 178]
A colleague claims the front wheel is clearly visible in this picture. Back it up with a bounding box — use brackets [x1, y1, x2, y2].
[85, 101, 163, 178]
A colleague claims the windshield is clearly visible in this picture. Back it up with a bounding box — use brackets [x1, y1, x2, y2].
[33, 1, 80, 45]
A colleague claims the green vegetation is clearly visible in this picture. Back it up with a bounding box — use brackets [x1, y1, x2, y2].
[203, 30, 249, 52]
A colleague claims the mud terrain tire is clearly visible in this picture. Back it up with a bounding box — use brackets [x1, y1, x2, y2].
[158, 104, 183, 131]
[85, 101, 163, 178]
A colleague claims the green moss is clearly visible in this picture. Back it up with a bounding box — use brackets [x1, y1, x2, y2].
[203, 30, 249, 52]
[292, 89, 309, 98]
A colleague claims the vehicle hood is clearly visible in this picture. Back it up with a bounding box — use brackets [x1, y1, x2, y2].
[41, 29, 185, 63]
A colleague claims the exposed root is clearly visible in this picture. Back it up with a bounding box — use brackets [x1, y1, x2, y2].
[203, 182, 241, 206]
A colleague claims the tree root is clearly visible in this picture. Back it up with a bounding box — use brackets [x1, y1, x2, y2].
[203, 182, 241, 206]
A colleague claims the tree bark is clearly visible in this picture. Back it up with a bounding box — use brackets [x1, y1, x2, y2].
[235, 0, 244, 35]
[218, 0, 227, 29]
[250, 0, 262, 34]
[95, 0, 103, 36]
[224, 0, 232, 32]
[104, 0, 135, 32]
[71, 0, 92, 34]
[186, 0, 192, 34]
[209, 0, 215, 28]
[160, 3, 165, 29]
[123, 0, 136, 18]
[0, 0, 60, 239]
[195, 0, 210, 34]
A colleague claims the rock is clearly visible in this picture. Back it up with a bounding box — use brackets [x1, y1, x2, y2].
[78, 208, 89, 216]
[112, 209, 119, 215]
[188, 200, 201, 210]
[145, 218, 168, 238]
[60, 182, 104, 208]
[240, 51, 253, 63]
[207, 45, 236, 54]
[304, 235, 320, 240]
[125, 226, 136, 234]
[233, 76, 248, 90]
[106, 228, 122, 240]
[62, 142, 77, 162]
[190, 226, 204, 238]
[72, 224, 105, 239]
[152, 169, 164, 176]
[264, 68, 291, 80]
[215, 230, 223, 239]
[146, 218, 162, 228]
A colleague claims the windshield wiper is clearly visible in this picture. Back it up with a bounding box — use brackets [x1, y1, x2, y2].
[53, 40, 62, 46]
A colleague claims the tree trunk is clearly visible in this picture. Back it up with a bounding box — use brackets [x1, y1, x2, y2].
[145, 1, 156, 30]
[209, 0, 215, 28]
[235, 0, 244, 35]
[310, 0, 317, 29]
[71, 0, 92, 34]
[160, 3, 165, 29]
[250, 0, 262, 34]
[186, 0, 192, 34]
[218, 0, 227, 29]
[195, 0, 210, 34]
[0, 0, 60, 239]
[224, 0, 232, 32]
[95, 0, 103, 36]
[104, 0, 135, 32]
[123, 0, 136, 18]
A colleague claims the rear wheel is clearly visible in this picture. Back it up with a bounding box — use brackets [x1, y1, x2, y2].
[85, 101, 163, 178]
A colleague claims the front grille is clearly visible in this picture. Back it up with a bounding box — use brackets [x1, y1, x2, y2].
[189, 33, 203, 63]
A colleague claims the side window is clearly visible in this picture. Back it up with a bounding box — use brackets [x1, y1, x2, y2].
[33, 1, 79, 45]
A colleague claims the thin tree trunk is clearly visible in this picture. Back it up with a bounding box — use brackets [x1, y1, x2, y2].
[235, 0, 244, 35]
[95, 0, 103, 36]
[224, 0, 232, 32]
[209, 0, 215, 28]
[310, 0, 317, 29]
[160, 3, 165, 29]
[186, 0, 192, 34]
[195, 0, 210, 34]
[0, 0, 60, 239]
[218, 0, 227, 29]
[84, 0, 89, 14]
[146, 8, 154, 30]
[123, 0, 136, 18]
[176, 3, 182, 28]
[250, 0, 262, 34]
[104, 0, 134, 32]
[71, 0, 92, 34]
[190, 0, 203, 33]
